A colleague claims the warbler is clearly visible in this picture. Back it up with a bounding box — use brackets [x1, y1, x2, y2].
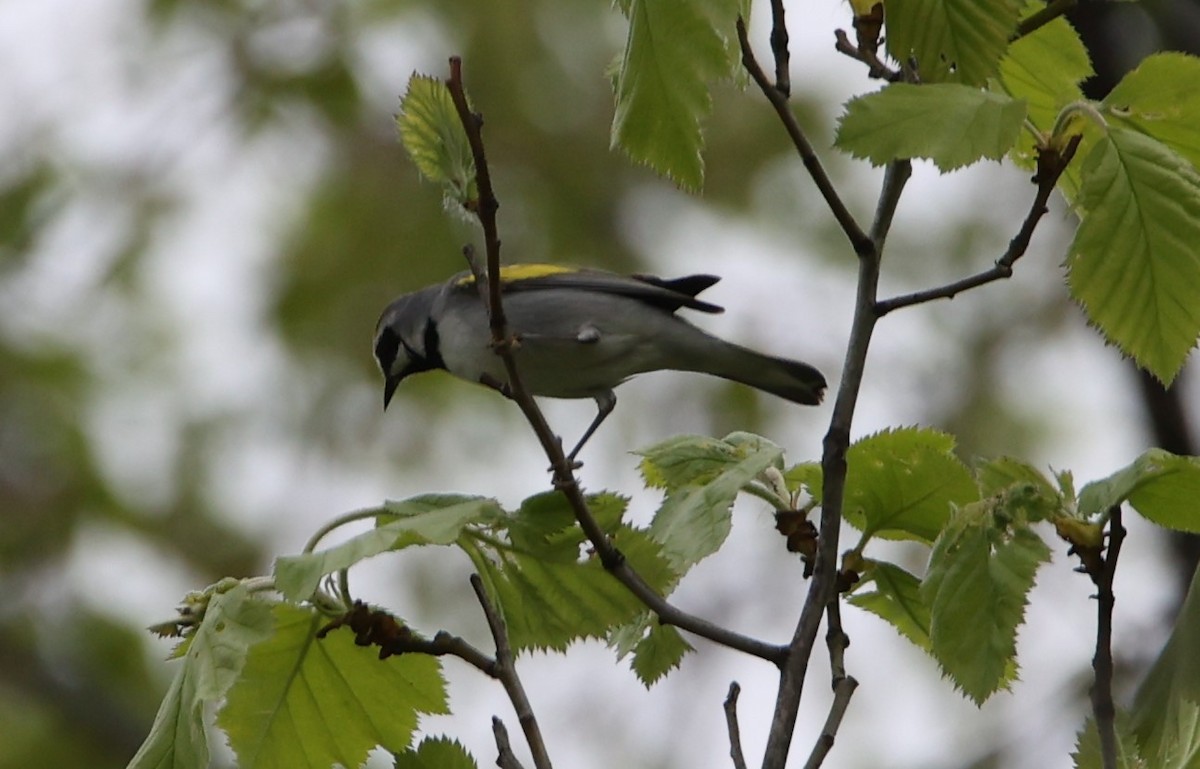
[373, 264, 826, 460]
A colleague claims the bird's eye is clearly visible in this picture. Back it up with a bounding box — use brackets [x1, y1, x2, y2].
[374, 327, 401, 373]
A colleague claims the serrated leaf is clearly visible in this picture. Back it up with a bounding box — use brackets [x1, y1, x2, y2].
[1072, 713, 1143, 769]
[978, 457, 1064, 522]
[1066, 127, 1200, 384]
[1132, 566, 1200, 765]
[394, 736, 478, 769]
[886, 0, 1022, 85]
[922, 511, 1050, 704]
[128, 586, 278, 769]
[1077, 449, 1200, 532]
[480, 526, 675, 653]
[638, 433, 781, 491]
[219, 603, 448, 769]
[274, 497, 501, 600]
[1104, 52, 1200, 172]
[396, 74, 476, 204]
[509, 492, 631, 561]
[836, 84, 1026, 171]
[783, 461, 823, 500]
[631, 623, 692, 687]
[843, 427, 979, 543]
[998, 9, 1092, 178]
[848, 560, 931, 650]
[649, 437, 783, 571]
[611, 0, 734, 190]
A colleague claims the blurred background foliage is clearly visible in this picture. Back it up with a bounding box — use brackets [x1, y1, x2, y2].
[1, 0, 1198, 768]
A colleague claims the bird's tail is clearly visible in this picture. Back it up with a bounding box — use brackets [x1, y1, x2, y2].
[688, 338, 827, 405]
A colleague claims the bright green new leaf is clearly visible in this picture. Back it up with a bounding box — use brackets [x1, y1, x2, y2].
[219, 603, 448, 769]
[922, 512, 1050, 704]
[998, 9, 1092, 177]
[480, 526, 675, 653]
[836, 84, 1026, 171]
[843, 427, 979, 543]
[274, 496, 501, 601]
[886, 0, 1022, 85]
[129, 584, 274, 769]
[1066, 127, 1200, 384]
[631, 623, 693, 687]
[509, 492, 630, 560]
[978, 456, 1064, 523]
[611, 0, 734, 190]
[783, 461, 822, 500]
[394, 736, 478, 769]
[649, 436, 783, 571]
[848, 560, 931, 651]
[396, 74, 476, 204]
[1078, 450, 1200, 532]
[1104, 53, 1200, 172]
[638, 434, 747, 491]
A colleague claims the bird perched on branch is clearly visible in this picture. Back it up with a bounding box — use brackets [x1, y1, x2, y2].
[374, 264, 826, 461]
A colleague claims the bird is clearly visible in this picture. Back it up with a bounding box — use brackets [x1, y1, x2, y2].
[373, 264, 826, 461]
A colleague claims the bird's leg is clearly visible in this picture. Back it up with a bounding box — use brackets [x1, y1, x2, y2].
[565, 391, 617, 464]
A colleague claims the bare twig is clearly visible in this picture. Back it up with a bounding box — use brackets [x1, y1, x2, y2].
[803, 602, 859, 769]
[1091, 506, 1125, 769]
[470, 575, 554, 769]
[874, 136, 1080, 316]
[493, 717, 528, 769]
[768, 0, 791, 95]
[1013, 0, 1078, 40]
[833, 29, 900, 82]
[737, 18, 874, 257]
[444, 56, 784, 664]
[724, 683, 749, 769]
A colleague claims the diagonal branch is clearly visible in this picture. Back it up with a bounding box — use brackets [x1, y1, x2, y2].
[444, 56, 784, 665]
[803, 601, 859, 769]
[736, 18, 874, 258]
[768, 0, 791, 95]
[874, 136, 1080, 316]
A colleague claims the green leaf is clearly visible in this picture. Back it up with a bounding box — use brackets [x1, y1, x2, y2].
[848, 560, 931, 651]
[274, 496, 501, 600]
[128, 584, 276, 769]
[998, 9, 1092, 175]
[480, 526, 675, 652]
[394, 737, 478, 769]
[836, 84, 1026, 171]
[638, 433, 781, 491]
[1104, 53, 1200, 172]
[219, 603, 448, 769]
[977, 457, 1064, 523]
[1066, 127, 1200, 384]
[843, 427, 979, 543]
[783, 461, 822, 500]
[922, 510, 1050, 704]
[1078, 449, 1200, 532]
[395, 73, 476, 204]
[1072, 713, 1143, 769]
[886, 0, 1022, 85]
[611, 0, 735, 190]
[649, 436, 783, 571]
[630, 623, 692, 687]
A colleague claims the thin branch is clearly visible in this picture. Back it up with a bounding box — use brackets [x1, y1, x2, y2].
[833, 29, 900, 82]
[737, 18, 874, 257]
[471, 575, 554, 769]
[874, 136, 1080, 316]
[724, 682, 749, 769]
[493, 718, 528, 769]
[1091, 506, 1125, 769]
[768, 0, 791, 95]
[803, 602, 859, 769]
[1013, 0, 1078, 40]
[761, 160, 909, 769]
[444, 56, 784, 664]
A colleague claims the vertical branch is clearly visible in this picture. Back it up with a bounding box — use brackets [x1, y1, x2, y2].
[724, 683, 749, 769]
[471, 575, 554, 769]
[1092, 506, 1125, 769]
[803, 602, 859, 769]
[761, 160, 911, 769]
[768, 0, 791, 95]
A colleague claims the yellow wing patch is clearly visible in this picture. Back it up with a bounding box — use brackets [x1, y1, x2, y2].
[455, 263, 576, 287]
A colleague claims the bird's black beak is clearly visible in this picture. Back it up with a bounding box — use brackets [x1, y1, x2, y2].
[383, 374, 402, 410]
